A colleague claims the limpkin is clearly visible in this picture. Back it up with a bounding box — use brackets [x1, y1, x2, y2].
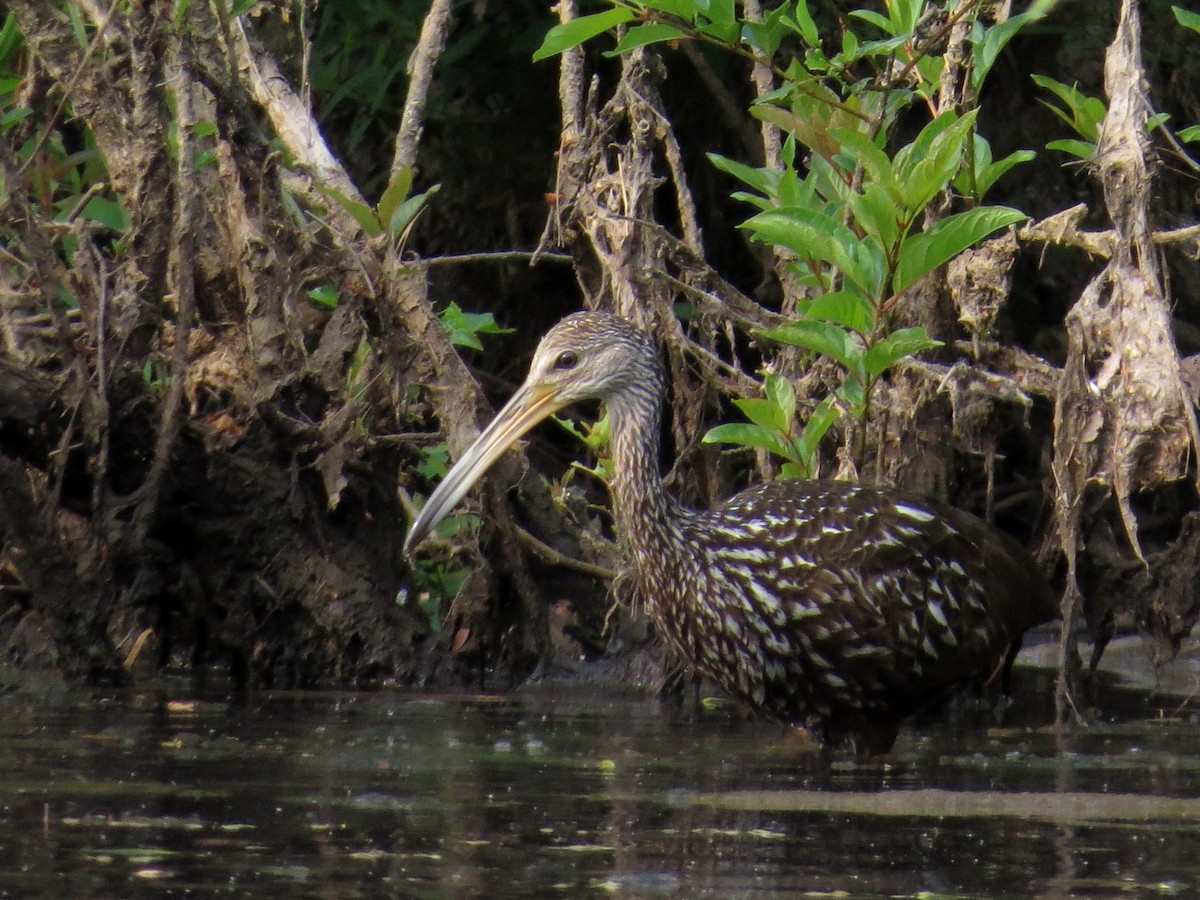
[405, 311, 1056, 751]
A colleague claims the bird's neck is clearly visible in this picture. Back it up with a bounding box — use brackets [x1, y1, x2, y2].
[606, 385, 684, 572]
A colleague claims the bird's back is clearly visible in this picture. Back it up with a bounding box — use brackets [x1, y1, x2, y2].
[642, 478, 1056, 750]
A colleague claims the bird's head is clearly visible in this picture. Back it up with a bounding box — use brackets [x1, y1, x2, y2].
[404, 311, 657, 554]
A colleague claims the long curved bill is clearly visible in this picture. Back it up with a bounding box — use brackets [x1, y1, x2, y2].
[404, 382, 568, 554]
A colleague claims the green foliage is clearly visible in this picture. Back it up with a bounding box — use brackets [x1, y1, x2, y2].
[703, 373, 837, 477]
[1174, 6, 1200, 36]
[438, 301, 513, 351]
[1031, 75, 1106, 160]
[534, 0, 1046, 476]
[407, 443, 482, 627]
[309, 0, 425, 159]
[316, 165, 440, 246]
[307, 284, 340, 309]
[556, 411, 614, 484]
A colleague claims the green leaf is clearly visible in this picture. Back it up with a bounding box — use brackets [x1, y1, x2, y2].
[1045, 138, 1096, 160]
[439, 302, 514, 351]
[378, 166, 414, 228]
[786, 0, 819, 46]
[307, 285, 340, 308]
[608, 22, 687, 56]
[697, 0, 735, 24]
[893, 206, 1027, 294]
[955, 135, 1036, 200]
[764, 372, 796, 431]
[1032, 75, 1105, 141]
[761, 319, 865, 377]
[703, 423, 797, 464]
[848, 9, 892, 33]
[316, 184, 382, 236]
[1173, 5, 1200, 35]
[895, 110, 977, 216]
[804, 290, 874, 335]
[533, 8, 636, 61]
[733, 397, 787, 432]
[1, 106, 33, 131]
[707, 152, 779, 199]
[742, 207, 881, 298]
[697, 19, 740, 43]
[794, 395, 841, 472]
[387, 184, 441, 241]
[79, 196, 130, 232]
[640, 0, 697, 16]
[829, 126, 897, 195]
[742, 20, 783, 57]
[863, 327, 941, 379]
[970, 0, 1057, 89]
[1179, 125, 1200, 143]
[847, 182, 901, 252]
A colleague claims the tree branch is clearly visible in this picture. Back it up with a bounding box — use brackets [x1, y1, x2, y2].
[391, 0, 454, 181]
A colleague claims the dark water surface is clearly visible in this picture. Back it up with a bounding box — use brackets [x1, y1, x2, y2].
[1, 646, 1198, 898]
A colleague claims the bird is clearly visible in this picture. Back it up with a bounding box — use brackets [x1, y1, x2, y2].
[405, 311, 1057, 752]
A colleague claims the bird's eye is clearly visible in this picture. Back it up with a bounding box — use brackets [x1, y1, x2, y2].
[553, 350, 579, 370]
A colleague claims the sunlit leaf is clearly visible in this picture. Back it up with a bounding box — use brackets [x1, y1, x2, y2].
[970, 0, 1058, 89]
[533, 8, 636, 61]
[863, 327, 941, 379]
[307, 285, 340, 308]
[893, 206, 1027, 295]
[793, 395, 841, 473]
[639, 0, 697, 16]
[1173, 5, 1200, 35]
[608, 23, 687, 56]
[761, 319, 865, 378]
[786, 0, 819, 45]
[439, 301, 513, 351]
[764, 372, 796, 431]
[702, 422, 797, 463]
[387, 184, 440, 241]
[805, 290, 874, 335]
[378, 166, 414, 228]
[743, 207, 879, 298]
[734, 397, 788, 432]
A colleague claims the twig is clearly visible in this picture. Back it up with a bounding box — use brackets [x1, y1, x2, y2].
[391, 0, 454, 182]
[513, 524, 615, 582]
[423, 249, 572, 267]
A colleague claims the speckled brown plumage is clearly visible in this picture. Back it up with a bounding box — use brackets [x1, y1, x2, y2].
[406, 311, 1057, 752]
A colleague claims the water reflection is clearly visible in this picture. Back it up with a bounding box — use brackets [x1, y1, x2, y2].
[0, 659, 1196, 898]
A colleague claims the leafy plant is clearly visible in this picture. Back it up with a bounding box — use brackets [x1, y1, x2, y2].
[704, 373, 837, 478]
[316, 164, 440, 246]
[438, 301, 513, 351]
[1031, 74, 1106, 160]
[556, 411, 614, 485]
[535, 0, 1044, 475]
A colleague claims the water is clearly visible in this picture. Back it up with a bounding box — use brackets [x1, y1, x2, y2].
[0, 647, 1197, 898]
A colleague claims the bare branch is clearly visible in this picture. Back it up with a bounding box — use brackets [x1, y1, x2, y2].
[391, 0, 454, 181]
